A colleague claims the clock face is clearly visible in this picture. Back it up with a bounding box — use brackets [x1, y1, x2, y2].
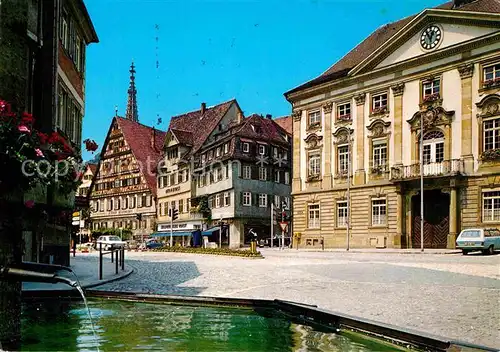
[420, 25, 442, 50]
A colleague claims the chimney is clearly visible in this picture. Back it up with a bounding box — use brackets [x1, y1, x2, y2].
[453, 0, 474, 8]
[266, 114, 272, 119]
[151, 127, 156, 150]
[201, 102, 206, 114]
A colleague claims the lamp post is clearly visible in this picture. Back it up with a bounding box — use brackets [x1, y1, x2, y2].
[420, 113, 425, 252]
[346, 132, 352, 251]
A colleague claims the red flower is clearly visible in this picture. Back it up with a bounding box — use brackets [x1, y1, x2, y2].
[21, 112, 34, 125]
[24, 200, 35, 209]
[83, 139, 99, 152]
[38, 132, 48, 144]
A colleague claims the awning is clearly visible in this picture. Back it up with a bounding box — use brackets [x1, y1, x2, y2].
[151, 232, 193, 237]
[202, 227, 219, 236]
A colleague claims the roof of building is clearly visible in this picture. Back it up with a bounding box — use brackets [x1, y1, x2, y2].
[235, 114, 290, 144]
[274, 116, 292, 135]
[285, 0, 500, 96]
[75, 0, 99, 43]
[116, 117, 166, 193]
[87, 163, 97, 175]
[168, 99, 236, 153]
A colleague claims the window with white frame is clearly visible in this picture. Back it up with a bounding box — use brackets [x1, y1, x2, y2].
[372, 140, 387, 170]
[216, 147, 221, 157]
[258, 145, 265, 155]
[274, 195, 280, 207]
[179, 199, 184, 213]
[259, 194, 267, 207]
[224, 192, 230, 206]
[422, 79, 440, 99]
[308, 204, 320, 228]
[274, 170, 280, 183]
[285, 172, 290, 184]
[372, 93, 388, 111]
[240, 165, 250, 179]
[216, 194, 222, 208]
[259, 167, 267, 181]
[242, 142, 249, 152]
[483, 63, 500, 83]
[308, 154, 321, 176]
[338, 145, 349, 174]
[337, 102, 351, 120]
[372, 198, 387, 225]
[482, 191, 500, 222]
[201, 154, 206, 164]
[337, 201, 348, 227]
[243, 192, 252, 206]
[273, 147, 278, 158]
[308, 110, 321, 126]
[224, 143, 229, 154]
[483, 118, 500, 151]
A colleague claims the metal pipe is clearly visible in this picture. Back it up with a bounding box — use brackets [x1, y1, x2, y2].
[420, 114, 424, 252]
[0, 267, 77, 287]
[347, 133, 351, 251]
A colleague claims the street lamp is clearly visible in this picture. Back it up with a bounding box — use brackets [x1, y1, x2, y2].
[420, 113, 425, 252]
[346, 132, 352, 251]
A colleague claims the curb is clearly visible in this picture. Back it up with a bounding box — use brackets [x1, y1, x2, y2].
[263, 249, 462, 255]
[82, 267, 135, 289]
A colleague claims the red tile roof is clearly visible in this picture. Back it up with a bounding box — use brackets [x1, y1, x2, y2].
[169, 99, 236, 154]
[274, 116, 292, 135]
[285, 0, 500, 95]
[116, 117, 166, 194]
[87, 163, 97, 175]
[235, 114, 290, 144]
[170, 128, 193, 146]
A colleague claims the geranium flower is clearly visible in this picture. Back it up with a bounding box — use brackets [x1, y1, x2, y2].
[18, 125, 30, 133]
[35, 148, 44, 157]
[24, 200, 35, 208]
[38, 132, 48, 144]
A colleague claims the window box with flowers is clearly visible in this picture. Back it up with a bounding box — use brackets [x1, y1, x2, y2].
[370, 106, 388, 117]
[481, 148, 500, 162]
[370, 165, 388, 175]
[483, 77, 500, 89]
[423, 93, 441, 103]
[337, 114, 352, 122]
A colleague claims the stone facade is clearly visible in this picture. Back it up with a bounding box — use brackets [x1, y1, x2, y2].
[285, 3, 500, 249]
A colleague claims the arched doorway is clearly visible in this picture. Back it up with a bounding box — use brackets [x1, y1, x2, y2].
[411, 189, 449, 249]
[422, 130, 445, 176]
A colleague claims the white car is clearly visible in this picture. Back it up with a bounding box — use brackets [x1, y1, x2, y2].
[96, 235, 127, 250]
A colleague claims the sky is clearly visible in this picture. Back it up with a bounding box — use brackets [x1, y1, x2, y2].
[82, 0, 445, 161]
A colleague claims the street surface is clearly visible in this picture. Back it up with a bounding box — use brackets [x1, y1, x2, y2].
[84, 249, 500, 348]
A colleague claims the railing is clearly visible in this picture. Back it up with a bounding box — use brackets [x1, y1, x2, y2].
[98, 243, 125, 280]
[390, 159, 463, 180]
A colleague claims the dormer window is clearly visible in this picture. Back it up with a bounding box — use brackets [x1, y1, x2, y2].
[337, 103, 351, 121]
[422, 78, 440, 101]
[242, 142, 249, 153]
[258, 145, 265, 155]
[167, 147, 178, 160]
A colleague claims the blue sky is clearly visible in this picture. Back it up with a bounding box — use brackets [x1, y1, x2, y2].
[82, 0, 444, 161]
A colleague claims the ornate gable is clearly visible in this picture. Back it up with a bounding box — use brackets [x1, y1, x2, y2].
[476, 94, 500, 119]
[407, 106, 454, 131]
[367, 119, 391, 138]
[304, 133, 323, 150]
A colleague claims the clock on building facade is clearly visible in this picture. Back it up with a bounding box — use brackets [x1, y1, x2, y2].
[420, 24, 442, 50]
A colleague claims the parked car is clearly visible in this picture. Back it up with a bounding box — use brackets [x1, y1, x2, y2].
[96, 235, 127, 250]
[456, 228, 500, 255]
[145, 239, 163, 249]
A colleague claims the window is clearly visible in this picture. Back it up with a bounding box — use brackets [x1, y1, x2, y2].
[258, 145, 266, 155]
[337, 103, 351, 121]
[259, 194, 268, 207]
[308, 154, 321, 176]
[273, 147, 278, 158]
[372, 140, 387, 170]
[123, 196, 128, 209]
[372, 198, 387, 225]
[483, 118, 500, 151]
[274, 170, 280, 183]
[483, 191, 500, 222]
[338, 145, 349, 174]
[108, 198, 113, 211]
[201, 154, 206, 164]
[243, 192, 252, 206]
[216, 147, 221, 157]
[308, 204, 320, 228]
[217, 168, 223, 181]
[372, 93, 388, 111]
[216, 194, 222, 208]
[243, 166, 251, 179]
[60, 12, 68, 49]
[259, 167, 267, 181]
[75, 35, 81, 71]
[337, 201, 348, 227]
[208, 150, 213, 160]
[178, 172, 183, 184]
[274, 195, 280, 207]
[284, 172, 290, 184]
[224, 143, 229, 154]
[224, 192, 230, 206]
[483, 63, 500, 83]
[422, 79, 440, 99]
[242, 142, 249, 153]
[308, 110, 321, 127]
[179, 199, 184, 213]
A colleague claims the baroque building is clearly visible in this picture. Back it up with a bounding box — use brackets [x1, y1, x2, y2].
[89, 63, 165, 239]
[284, 0, 500, 249]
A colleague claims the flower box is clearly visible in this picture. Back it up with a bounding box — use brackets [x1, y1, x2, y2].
[338, 114, 351, 121]
[483, 77, 500, 88]
[423, 93, 440, 102]
[481, 149, 500, 161]
[371, 106, 388, 115]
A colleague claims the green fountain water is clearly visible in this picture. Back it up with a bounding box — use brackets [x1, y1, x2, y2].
[20, 299, 406, 351]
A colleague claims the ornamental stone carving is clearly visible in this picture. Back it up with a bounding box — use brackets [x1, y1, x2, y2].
[476, 95, 500, 119]
[407, 106, 454, 131]
[391, 83, 405, 96]
[304, 133, 323, 150]
[458, 63, 474, 79]
[332, 127, 353, 145]
[354, 93, 366, 106]
[366, 119, 391, 138]
[292, 110, 302, 122]
[322, 101, 333, 113]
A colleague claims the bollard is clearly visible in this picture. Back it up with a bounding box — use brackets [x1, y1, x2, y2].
[121, 248, 125, 270]
[99, 242, 103, 280]
[115, 250, 119, 274]
[111, 248, 114, 263]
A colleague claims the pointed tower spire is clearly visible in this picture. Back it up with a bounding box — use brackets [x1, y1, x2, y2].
[125, 60, 139, 122]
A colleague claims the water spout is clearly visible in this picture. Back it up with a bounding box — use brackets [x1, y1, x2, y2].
[0, 266, 77, 287]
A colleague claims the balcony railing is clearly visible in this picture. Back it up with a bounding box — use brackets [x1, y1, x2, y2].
[390, 159, 463, 181]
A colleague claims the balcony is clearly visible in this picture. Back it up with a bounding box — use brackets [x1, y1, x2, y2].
[390, 159, 463, 181]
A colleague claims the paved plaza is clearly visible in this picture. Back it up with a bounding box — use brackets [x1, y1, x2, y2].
[78, 249, 500, 348]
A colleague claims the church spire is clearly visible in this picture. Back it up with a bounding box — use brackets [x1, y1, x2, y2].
[125, 60, 139, 122]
